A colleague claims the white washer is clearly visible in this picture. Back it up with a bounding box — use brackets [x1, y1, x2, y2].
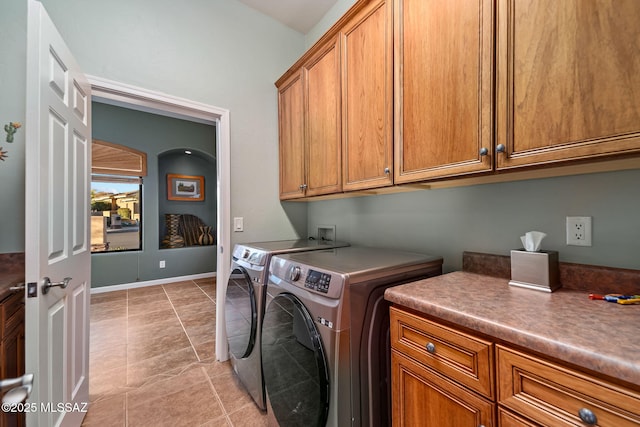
[224, 239, 349, 410]
[262, 246, 443, 426]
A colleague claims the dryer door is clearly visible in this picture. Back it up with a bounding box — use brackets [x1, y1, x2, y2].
[262, 293, 330, 427]
[225, 266, 258, 359]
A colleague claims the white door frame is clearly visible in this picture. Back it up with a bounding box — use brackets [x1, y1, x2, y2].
[87, 76, 231, 361]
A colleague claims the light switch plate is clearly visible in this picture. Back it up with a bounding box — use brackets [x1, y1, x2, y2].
[234, 217, 244, 232]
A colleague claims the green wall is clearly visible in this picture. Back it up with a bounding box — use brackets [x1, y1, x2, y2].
[0, 0, 308, 256]
[306, 169, 640, 273]
[91, 102, 217, 287]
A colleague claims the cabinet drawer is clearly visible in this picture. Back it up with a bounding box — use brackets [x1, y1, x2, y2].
[390, 306, 494, 398]
[497, 345, 640, 426]
[498, 407, 538, 427]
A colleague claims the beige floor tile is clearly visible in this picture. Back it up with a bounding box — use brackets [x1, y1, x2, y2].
[127, 285, 166, 299]
[192, 339, 216, 362]
[126, 365, 209, 406]
[89, 364, 128, 401]
[127, 346, 198, 387]
[127, 307, 178, 330]
[127, 329, 191, 363]
[88, 279, 250, 426]
[91, 304, 127, 323]
[127, 298, 173, 317]
[81, 393, 126, 426]
[227, 401, 269, 427]
[91, 290, 127, 304]
[127, 380, 224, 427]
[89, 343, 126, 373]
[208, 370, 254, 414]
[173, 300, 215, 316]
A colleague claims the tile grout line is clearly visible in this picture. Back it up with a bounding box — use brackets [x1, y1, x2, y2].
[163, 281, 203, 362]
[200, 365, 235, 427]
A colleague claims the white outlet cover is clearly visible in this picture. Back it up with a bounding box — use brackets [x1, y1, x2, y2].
[566, 216, 592, 246]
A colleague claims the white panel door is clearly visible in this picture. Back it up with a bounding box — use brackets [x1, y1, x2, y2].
[25, 1, 91, 425]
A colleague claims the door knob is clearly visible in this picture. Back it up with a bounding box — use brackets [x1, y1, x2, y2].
[42, 277, 72, 295]
[0, 373, 34, 405]
[9, 283, 25, 292]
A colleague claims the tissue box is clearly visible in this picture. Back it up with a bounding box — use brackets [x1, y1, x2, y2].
[509, 250, 561, 292]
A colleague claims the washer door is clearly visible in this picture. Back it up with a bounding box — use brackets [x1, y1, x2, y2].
[225, 266, 258, 359]
[261, 293, 329, 427]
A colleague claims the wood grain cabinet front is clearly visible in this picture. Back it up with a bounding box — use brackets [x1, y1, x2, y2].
[341, 0, 393, 191]
[393, 0, 494, 183]
[277, 37, 342, 200]
[1, 291, 26, 427]
[390, 307, 496, 427]
[496, 0, 640, 169]
[497, 345, 640, 427]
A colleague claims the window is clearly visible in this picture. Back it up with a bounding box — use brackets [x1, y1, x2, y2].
[90, 139, 147, 253]
[91, 176, 142, 253]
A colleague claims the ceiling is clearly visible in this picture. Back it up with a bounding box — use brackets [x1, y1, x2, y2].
[237, 0, 339, 34]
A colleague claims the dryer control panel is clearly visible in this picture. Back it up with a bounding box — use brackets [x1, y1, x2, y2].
[304, 270, 332, 294]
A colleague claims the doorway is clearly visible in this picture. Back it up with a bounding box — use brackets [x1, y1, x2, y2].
[89, 75, 231, 361]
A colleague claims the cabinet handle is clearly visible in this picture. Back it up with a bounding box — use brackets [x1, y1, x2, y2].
[578, 408, 597, 425]
[426, 342, 435, 353]
[479, 147, 488, 156]
[384, 167, 390, 174]
[496, 144, 506, 153]
[299, 184, 307, 190]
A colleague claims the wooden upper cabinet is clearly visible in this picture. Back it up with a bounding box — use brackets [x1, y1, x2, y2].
[496, 0, 640, 169]
[304, 37, 342, 197]
[394, 0, 494, 184]
[278, 71, 306, 200]
[341, 0, 393, 191]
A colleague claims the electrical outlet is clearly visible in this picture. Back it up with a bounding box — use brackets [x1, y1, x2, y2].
[159, 260, 166, 268]
[566, 216, 592, 246]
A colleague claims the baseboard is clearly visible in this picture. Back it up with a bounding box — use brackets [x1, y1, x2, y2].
[90, 272, 216, 294]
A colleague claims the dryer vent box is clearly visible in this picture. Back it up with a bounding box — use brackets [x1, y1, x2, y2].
[317, 225, 336, 242]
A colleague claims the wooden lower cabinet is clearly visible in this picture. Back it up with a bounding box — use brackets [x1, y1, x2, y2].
[392, 350, 495, 427]
[1, 291, 26, 427]
[497, 345, 640, 427]
[390, 306, 640, 427]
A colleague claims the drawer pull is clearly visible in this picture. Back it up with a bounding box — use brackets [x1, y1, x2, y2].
[426, 342, 435, 354]
[578, 408, 597, 425]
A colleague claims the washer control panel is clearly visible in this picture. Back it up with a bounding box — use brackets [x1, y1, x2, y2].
[304, 270, 332, 294]
[270, 257, 344, 299]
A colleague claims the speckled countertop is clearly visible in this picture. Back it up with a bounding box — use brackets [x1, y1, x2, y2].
[385, 271, 640, 388]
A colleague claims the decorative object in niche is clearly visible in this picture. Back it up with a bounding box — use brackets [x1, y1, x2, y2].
[197, 226, 214, 246]
[167, 174, 204, 201]
[161, 214, 185, 248]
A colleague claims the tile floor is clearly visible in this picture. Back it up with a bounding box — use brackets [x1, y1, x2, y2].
[82, 278, 269, 427]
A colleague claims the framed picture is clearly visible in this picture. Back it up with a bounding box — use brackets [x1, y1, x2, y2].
[167, 174, 204, 201]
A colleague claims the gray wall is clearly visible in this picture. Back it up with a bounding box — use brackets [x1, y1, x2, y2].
[91, 102, 217, 287]
[0, 0, 308, 256]
[305, 169, 640, 273]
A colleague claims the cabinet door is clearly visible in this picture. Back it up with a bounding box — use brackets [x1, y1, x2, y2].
[392, 350, 495, 427]
[341, 0, 393, 191]
[1, 315, 25, 427]
[304, 37, 342, 197]
[394, 0, 494, 183]
[496, 0, 640, 169]
[278, 71, 306, 200]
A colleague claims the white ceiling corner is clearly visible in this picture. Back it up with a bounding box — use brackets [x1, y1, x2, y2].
[237, 0, 339, 34]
